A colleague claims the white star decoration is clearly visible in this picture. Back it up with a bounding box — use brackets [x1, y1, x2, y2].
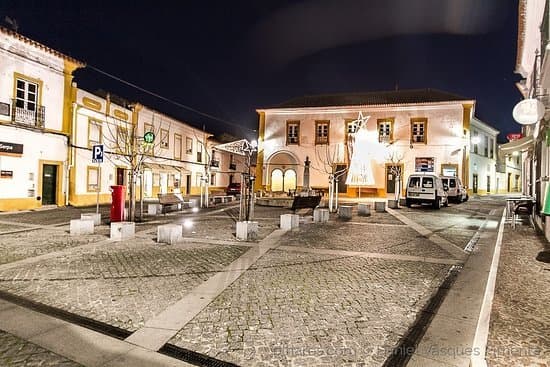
[351, 111, 370, 132]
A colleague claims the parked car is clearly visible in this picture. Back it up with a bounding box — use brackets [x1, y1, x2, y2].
[441, 176, 468, 203]
[405, 173, 449, 209]
[226, 182, 241, 196]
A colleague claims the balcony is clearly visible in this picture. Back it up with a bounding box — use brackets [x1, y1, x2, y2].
[229, 163, 237, 170]
[210, 159, 220, 168]
[11, 100, 45, 128]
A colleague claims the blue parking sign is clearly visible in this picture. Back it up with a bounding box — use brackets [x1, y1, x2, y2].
[92, 144, 104, 163]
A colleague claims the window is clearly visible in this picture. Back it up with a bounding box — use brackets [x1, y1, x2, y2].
[15, 77, 39, 111]
[377, 118, 394, 143]
[88, 119, 102, 148]
[484, 136, 489, 157]
[144, 123, 153, 134]
[410, 118, 427, 143]
[489, 138, 494, 159]
[415, 157, 434, 172]
[186, 137, 193, 154]
[286, 121, 300, 145]
[473, 131, 478, 154]
[422, 177, 434, 189]
[160, 129, 169, 149]
[174, 134, 182, 159]
[408, 177, 421, 188]
[210, 173, 216, 185]
[197, 141, 203, 162]
[315, 120, 329, 145]
[87, 166, 100, 192]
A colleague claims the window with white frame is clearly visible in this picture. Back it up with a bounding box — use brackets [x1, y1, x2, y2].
[286, 121, 300, 145]
[160, 129, 169, 149]
[15, 78, 38, 111]
[377, 118, 393, 143]
[315, 120, 329, 145]
[197, 141, 203, 162]
[88, 119, 102, 148]
[174, 134, 182, 159]
[186, 137, 193, 154]
[87, 166, 100, 192]
[410, 118, 427, 143]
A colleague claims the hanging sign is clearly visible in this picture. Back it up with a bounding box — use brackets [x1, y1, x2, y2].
[512, 98, 545, 125]
[506, 133, 523, 141]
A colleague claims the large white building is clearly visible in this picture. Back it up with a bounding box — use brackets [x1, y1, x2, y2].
[469, 117, 499, 195]
[255, 89, 478, 197]
[0, 26, 84, 211]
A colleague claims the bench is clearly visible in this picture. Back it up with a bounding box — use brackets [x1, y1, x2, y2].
[210, 195, 234, 204]
[290, 194, 322, 212]
[157, 193, 190, 214]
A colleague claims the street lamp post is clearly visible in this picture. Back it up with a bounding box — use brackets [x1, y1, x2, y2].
[240, 139, 257, 222]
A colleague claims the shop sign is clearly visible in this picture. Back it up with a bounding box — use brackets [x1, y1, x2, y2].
[512, 99, 545, 125]
[0, 170, 13, 178]
[0, 141, 23, 156]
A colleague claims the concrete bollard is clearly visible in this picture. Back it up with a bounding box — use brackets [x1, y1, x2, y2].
[388, 199, 398, 209]
[70, 219, 94, 235]
[313, 208, 330, 223]
[280, 214, 299, 230]
[81, 213, 101, 226]
[110, 221, 135, 241]
[157, 224, 182, 244]
[375, 201, 386, 212]
[338, 205, 353, 220]
[399, 198, 407, 207]
[357, 203, 371, 216]
[147, 204, 161, 215]
[236, 221, 258, 241]
[188, 198, 200, 208]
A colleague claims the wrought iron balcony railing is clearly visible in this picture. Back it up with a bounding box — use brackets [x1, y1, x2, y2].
[210, 159, 220, 168]
[11, 100, 45, 128]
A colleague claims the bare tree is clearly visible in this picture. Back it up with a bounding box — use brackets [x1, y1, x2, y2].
[313, 143, 347, 212]
[386, 146, 404, 202]
[102, 104, 171, 221]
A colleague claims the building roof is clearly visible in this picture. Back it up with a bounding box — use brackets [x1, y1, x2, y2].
[271, 88, 472, 109]
[0, 26, 85, 67]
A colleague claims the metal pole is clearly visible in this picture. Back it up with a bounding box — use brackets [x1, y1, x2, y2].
[140, 172, 144, 221]
[246, 153, 251, 221]
[96, 162, 100, 214]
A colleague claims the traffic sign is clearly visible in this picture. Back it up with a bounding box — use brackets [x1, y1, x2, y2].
[144, 131, 155, 144]
[92, 144, 104, 163]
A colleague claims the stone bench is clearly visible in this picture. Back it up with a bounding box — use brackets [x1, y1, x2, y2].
[110, 221, 135, 241]
[157, 224, 182, 245]
[70, 219, 94, 235]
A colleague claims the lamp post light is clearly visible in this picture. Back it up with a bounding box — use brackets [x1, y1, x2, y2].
[241, 139, 257, 222]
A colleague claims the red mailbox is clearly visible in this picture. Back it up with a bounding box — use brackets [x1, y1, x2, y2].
[110, 185, 126, 222]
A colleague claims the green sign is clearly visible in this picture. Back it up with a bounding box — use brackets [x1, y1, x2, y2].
[144, 131, 155, 144]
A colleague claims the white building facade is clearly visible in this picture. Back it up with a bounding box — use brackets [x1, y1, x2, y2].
[469, 117, 499, 195]
[255, 89, 476, 197]
[0, 26, 84, 211]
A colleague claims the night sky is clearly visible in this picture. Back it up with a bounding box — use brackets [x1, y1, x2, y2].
[1, 0, 521, 142]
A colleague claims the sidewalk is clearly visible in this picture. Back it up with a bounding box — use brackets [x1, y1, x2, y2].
[486, 224, 550, 366]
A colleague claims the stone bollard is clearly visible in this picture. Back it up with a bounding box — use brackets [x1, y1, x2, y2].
[188, 198, 200, 208]
[70, 219, 94, 235]
[110, 221, 135, 241]
[236, 221, 258, 241]
[399, 198, 407, 207]
[388, 199, 398, 209]
[338, 205, 353, 220]
[375, 201, 386, 212]
[157, 224, 182, 244]
[280, 214, 299, 230]
[147, 204, 161, 215]
[81, 213, 101, 226]
[313, 208, 330, 223]
[357, 203, 371, 216]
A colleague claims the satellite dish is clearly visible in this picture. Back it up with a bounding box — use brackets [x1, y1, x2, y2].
[512, 98, 545, 125]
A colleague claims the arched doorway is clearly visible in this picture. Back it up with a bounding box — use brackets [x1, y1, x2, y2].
[271, 169, 283, 192]
[283, 169, 296, 192]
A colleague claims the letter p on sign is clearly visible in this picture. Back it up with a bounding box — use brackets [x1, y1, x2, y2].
[92, 144, 104, 163]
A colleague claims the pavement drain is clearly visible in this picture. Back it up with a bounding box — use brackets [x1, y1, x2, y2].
[159, 344, 240, 367]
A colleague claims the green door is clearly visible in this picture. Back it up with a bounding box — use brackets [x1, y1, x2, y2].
[42, 164, 57, 205]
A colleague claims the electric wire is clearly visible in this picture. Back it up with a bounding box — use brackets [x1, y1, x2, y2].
[86, 64, 256, 134]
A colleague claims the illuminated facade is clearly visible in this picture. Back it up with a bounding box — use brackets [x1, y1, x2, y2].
[255, 89, 478, 197]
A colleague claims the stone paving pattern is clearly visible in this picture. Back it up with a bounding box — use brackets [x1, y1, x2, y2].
[0, 241, 249, 331]
[0, 229, 106, 265]
[279, 222, 453, 259]
[0, 329, 82, 366]
[487, 225, 550, 367]
[170, 249, 450, 366]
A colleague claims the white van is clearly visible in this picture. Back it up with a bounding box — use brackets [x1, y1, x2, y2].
[441, 176, 468, 203]
[405, 173, 448, 209]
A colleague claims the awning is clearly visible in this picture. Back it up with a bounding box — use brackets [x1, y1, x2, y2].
[499, 135, 534, 154]
[142, 162, 191, 173]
